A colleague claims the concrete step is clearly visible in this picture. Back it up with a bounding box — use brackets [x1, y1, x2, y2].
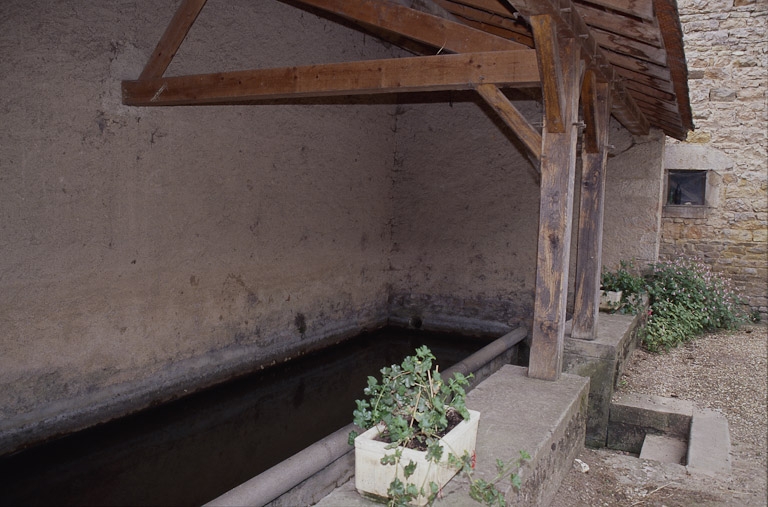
[609, 394, 731, 477]
[639, 433, 687, 464]
[687, 408, 731, 476]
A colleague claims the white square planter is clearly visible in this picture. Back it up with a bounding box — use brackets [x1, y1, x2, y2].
[599, 290, 623, 311]
[354, 409, 480, 506]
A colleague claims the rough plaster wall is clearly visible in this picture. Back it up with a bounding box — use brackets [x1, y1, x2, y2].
[662, 0, 767, 317]
[0, 0, 399, 445]
[601, 124, 666, 271]
[389, 93, 543, 327]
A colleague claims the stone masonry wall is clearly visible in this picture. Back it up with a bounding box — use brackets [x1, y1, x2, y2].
[661, 0, 768, 318]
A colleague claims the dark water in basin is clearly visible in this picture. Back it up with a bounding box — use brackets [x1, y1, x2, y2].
[0, 327, 495, 506]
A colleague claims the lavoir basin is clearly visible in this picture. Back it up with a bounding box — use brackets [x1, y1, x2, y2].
[0, 327, 500, 506]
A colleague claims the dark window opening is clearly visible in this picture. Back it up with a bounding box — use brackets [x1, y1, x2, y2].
[667, 170, 707, 205]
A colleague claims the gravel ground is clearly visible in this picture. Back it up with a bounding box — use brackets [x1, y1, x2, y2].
[551, 323, 767, 506]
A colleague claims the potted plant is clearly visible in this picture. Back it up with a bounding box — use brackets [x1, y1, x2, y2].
[349, 346, 479, 506]
[600, 260, 646, 313]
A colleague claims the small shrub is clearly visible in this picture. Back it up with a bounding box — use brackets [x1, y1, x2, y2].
[642, 258, 745, 352]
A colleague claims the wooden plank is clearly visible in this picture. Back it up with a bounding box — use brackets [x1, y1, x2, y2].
[580, 0, 655, 22]
[123, 50, 539, 106]
[291, 0, 527, 53]
[591, 27, 667, 66]
[623, 79, 676, 102]
[528, 31, 582, 381]
[530, 15, 565, 133]
[435, 0, 534, 47]
[475, 83, 542, 160]
[454, 16, 535, 47]
[139, 0, 208, 80]
[449, 0, 517, 17]
[604, 50, 671, 80]
[571, 70, 611, 340]
[574, 2, 662, 47]
[615, 66, 674, 94]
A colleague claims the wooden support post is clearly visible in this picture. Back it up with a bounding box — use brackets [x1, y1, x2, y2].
[571, 70, 612, 340]
[528, 16, 583, 381]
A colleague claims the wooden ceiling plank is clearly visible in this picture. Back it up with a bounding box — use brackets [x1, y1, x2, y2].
[574, 3, 662, 47]
[290, 0, 527, 53]
[139, 0, 208, 80]
[455, 16, 535, 47]
[623, 79, 676, 101]
[435, 0, 534, 46]
[122, 50, 540, 106]
[580, 0, 655, 22]
[508, 0, 650, 136]
[591, 27, 667, 66]
[604, 50, 671, 80]
[475, 83, 542, 160]
[632, 94, 682, 114]
[449, 0, 517, 17]
[615, 66, 674, 93]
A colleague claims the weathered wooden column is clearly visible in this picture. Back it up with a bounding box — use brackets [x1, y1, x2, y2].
[528, 15, 584, 381]
[571, 70, 612, 340]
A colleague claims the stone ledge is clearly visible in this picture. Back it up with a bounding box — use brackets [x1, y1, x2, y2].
[314, 365, 590, 507]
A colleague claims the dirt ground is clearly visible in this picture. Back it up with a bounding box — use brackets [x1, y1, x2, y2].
[550, 324, 768, 507]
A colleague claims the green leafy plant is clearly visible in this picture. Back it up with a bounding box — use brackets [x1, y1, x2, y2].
[449, 450, 531, 507]
[350, 345, 471, 452]
[350, 346, 528, 506]
[641, 258, 745, 352]
[601, 260, 645, 314]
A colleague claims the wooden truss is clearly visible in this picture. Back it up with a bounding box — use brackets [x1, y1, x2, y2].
[122, 0, 669, 381]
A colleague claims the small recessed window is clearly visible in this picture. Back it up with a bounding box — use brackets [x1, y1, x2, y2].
[667, 170, 707, 205]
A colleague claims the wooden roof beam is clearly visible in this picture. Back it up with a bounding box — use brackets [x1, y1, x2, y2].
[505, 0, 650, 136]
[122, 50, 539, 106]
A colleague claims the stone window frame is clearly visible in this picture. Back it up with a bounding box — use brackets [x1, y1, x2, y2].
[662, 144, 729, 219]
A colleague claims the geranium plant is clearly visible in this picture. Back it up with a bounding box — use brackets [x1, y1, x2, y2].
[349, 346, 528, 506]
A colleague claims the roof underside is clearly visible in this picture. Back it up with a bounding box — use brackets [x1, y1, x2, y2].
[434, 0, 693, 140]
[123, 0, 694, 141]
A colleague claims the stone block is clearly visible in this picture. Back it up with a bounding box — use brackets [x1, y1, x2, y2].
[687, 408, 731, 476]
[564, 312, 643, 448]
[607, 394, 694, 453]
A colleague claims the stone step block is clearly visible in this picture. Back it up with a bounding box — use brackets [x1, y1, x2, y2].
[687, 408, 731, 476]
[639, 433, 687, 464]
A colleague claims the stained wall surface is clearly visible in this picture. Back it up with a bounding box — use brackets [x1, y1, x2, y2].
[0, 0, 400, 448]
[388, 93, 544, 327]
